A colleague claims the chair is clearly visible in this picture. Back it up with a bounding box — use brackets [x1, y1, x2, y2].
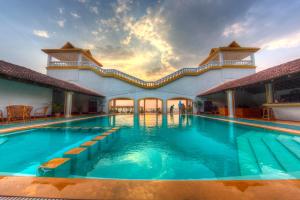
[262, 107, 273, 120]
[25, 106, 33, 121]
[0, 110, 3, 122]
[34, 106, 49, 118]
[6, 105, 31, 122]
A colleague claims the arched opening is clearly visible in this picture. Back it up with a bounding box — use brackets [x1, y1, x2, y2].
[109, 98, 134, 114]
[138, 98, 163, 114]
[167, 97, 193, 114]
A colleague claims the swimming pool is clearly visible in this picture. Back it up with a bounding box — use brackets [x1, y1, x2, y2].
[1, 114, 300, 180]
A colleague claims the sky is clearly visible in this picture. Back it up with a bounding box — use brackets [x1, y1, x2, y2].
[0, 0, 300, 81]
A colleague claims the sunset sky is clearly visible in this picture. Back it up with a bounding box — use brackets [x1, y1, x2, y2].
[1, 0, 300, 80]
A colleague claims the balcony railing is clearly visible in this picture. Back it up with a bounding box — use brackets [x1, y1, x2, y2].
[48, 60, 254, 88]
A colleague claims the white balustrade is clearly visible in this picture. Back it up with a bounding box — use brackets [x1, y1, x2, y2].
[48, 59, 253, 87]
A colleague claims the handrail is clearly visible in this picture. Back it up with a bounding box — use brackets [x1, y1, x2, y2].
[48, 60, 254, 88]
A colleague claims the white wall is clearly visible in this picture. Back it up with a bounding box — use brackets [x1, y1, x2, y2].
[0, 78, 53, 117]
[47, 67, 255, 113]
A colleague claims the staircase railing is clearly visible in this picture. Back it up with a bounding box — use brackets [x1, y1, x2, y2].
[48, 60, 254, 88]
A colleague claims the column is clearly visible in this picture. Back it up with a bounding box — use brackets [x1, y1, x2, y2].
[219, 52, 224, 66]
[250, 53, 255, 66]
[265, 83, 274, 103]
[64, 91, 73, 118]
[78, 53, 82, 65]
[134, 99, 139, 114]
[226, 90, 235, 118]
[47, 55, 52, 66]
[163, 99, 167, 114]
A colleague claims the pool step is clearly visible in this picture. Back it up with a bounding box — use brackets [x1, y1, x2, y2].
[38, 158, 71, 177]
[262, 135, 300, 172]
[36, 127, 122, 178]
[277, 135, 300, 160]
[248, 136, 284, 174]
[293, 137, 300, 145]
[236, 135, 260, 176]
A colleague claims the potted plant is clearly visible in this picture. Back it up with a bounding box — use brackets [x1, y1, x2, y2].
[52, 103, 63, 117]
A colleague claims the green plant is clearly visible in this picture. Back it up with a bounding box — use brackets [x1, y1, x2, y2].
[52, 103, 63, 114]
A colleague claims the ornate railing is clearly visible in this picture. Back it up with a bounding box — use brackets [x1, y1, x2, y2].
[48, 60, 254, 88]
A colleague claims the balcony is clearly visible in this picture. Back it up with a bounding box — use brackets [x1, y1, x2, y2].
[47, 60, 255, 88]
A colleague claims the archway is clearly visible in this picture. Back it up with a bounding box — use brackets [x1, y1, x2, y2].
[167, 97, 193, 114]
[138, 98, 163, 114]
[109, 98, 134, 114]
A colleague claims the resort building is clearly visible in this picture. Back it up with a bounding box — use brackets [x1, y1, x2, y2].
[1, 41, 299, 122]
[44, 41, 259, 115]
[0, 60, 103, 120]
[198, 59, 300, 121]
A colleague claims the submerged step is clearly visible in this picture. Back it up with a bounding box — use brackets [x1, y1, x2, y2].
[63, 147, 89, 175]
[236, 135, 260, 176]
[248, 136, 284, 174]
[293, 137, 300, 145]
[37, 158, 71, 177]
[278, 135, 300, 160]
[263, 135, 300, 172]
[80, 141, 99, 159]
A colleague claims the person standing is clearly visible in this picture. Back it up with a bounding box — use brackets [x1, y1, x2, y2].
[178, 101, 183, 114]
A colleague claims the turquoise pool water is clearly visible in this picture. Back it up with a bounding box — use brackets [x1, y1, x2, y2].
[1, 114, 300, 180]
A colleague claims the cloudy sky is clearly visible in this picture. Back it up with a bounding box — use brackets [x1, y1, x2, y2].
[1, 0, 300, 80]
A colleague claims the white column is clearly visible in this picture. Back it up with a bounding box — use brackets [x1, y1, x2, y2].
[226, 90, 235, 118]
[250, 53, 255, 66]
[163, 99, 167, 114]
[134, 99, 139, 114]
[47, 55, 52, 66]
[64, 91, 73, 118]
[219, 52, 224, 66]
[265, 83, 274, 103]
[78, 53, 82, 65]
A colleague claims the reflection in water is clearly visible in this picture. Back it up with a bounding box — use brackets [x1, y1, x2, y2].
[108, 114, 193, 128]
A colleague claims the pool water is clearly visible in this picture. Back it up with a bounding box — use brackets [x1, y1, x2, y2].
[1, 114, 300, 180]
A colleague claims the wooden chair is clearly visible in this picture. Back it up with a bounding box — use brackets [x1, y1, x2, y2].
[0, 110, 3, 122]
[262, 107, 273, 120]
[6, 105, 30, 122]
[25, 106, 33, 121]
[34, 106, 49, 118]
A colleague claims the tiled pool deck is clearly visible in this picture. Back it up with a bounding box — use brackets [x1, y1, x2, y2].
[1, 114, 300, 199]
[0, 114, 107, 134]
[0, 176, 299, 200]
[196, 114, 300, 135]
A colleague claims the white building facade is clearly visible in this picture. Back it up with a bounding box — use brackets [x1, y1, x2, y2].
[44, 41, 259, 114]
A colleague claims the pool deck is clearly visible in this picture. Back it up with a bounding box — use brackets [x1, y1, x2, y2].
[0, 114, 108, 134]
[0, 176, 300, 199]
[196, 114, 300, 135]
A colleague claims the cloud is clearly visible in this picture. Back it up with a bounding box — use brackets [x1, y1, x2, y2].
[223, 22, 247, 37]
[97, 45, 135, 59]
[57, 20, 65, 28]
[78, 0, 86, 3]
[261, 31, 300, 50]
[90, 6, 99, 15]
[33, 30, 49, 38]
[70, 12, 81, 18]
